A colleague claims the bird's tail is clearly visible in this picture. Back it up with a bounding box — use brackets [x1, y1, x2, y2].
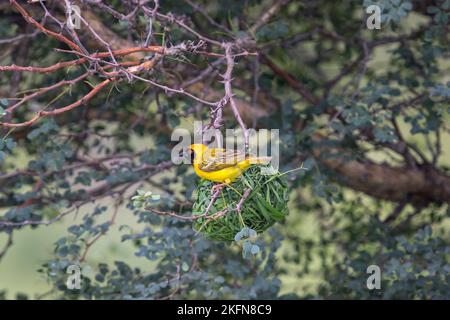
[247, 156, 272, 165]
[237, 156, 272, 170]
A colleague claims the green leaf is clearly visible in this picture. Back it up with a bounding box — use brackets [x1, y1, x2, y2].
[0, 98, 8, 107]
[250, 245, 260, 255]
[167, 112, 180, 128]
[4, 138, 16, 151]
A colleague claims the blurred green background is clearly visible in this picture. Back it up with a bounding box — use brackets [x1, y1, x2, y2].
[1, 6, 449, 300]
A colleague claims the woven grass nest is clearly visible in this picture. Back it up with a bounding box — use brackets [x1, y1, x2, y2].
[192, 165, 289, 241]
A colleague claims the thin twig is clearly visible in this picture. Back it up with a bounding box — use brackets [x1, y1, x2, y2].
[223, 43, 249, 151]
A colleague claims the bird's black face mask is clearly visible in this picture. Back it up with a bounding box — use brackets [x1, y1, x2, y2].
[188, 149, 195, 164]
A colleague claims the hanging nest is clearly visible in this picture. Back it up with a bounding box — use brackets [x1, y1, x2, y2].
[192, 165, 289, 241]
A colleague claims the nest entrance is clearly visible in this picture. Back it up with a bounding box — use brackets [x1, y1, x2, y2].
[192, 165, 289, 241]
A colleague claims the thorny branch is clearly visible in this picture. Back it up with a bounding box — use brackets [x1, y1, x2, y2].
[0, 0, 449, 265]
[145, 187, 253, 235]
[0, 0, 254, 132]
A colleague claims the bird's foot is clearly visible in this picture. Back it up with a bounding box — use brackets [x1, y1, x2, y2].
[211, 183, 226, 194]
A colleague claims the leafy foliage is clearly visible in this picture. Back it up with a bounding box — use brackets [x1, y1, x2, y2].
[0, 0, 449, 300]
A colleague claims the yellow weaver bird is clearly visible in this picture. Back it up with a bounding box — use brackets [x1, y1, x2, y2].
[187, 144, 271, 186]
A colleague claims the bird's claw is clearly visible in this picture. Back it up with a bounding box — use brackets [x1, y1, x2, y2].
[211, 183, 226, 194]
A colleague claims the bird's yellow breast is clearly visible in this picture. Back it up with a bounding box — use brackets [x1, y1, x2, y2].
[193, 163, 247, 183]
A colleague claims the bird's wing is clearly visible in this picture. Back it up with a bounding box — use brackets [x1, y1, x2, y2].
[199, 148, 247, 172]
